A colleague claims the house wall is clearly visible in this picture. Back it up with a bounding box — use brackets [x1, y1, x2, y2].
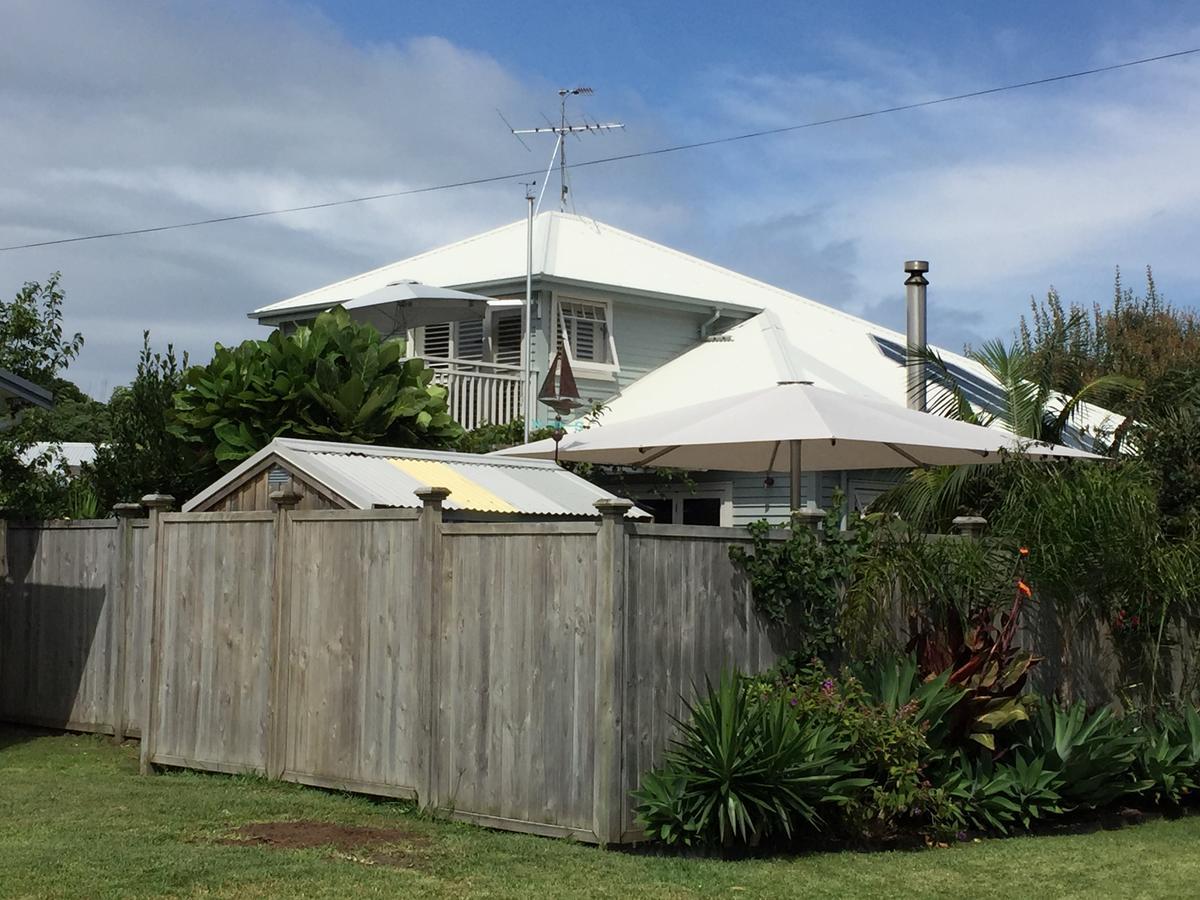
[610, 468, 906, 527]
[532, 285, 726, 430]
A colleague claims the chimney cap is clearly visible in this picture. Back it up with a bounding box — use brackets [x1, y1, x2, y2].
[904, 260, 930, 274]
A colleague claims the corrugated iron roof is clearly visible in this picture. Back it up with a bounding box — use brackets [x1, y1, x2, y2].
[182, 437, 647, 518]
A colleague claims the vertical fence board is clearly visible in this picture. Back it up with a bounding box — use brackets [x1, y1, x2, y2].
[149, 515, 274, 772]
[281, 516, 423, 795]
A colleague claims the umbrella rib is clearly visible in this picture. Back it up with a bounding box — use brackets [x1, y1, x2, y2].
[883, 442, 927, 468]
[637, 445, 681, 465]
[767, 440, 782, 472]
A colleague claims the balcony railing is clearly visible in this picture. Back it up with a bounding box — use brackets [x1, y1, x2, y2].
[423, 356, 526, 431]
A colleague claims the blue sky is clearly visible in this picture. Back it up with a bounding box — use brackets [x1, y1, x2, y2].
[2, 0, 1198, 394]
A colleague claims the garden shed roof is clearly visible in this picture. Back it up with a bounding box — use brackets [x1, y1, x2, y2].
[183, 437, 648, 518]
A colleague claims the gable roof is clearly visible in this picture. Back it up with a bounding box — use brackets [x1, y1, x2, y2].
[183, 437, 648, 517]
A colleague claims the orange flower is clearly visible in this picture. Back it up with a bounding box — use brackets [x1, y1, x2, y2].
[1017, 581, 1033, 598]
[1019, 547, 1030, 557]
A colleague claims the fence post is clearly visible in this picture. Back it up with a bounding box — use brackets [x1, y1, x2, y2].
[791, 506, 826, 534]
[138, 493, 174, 776]
[593, 498, 633, 846]
[415, 486, 451, 811]
[110, 502, 143, 742]
[265, 489, 302, 780]
[951, 515, 988, 539]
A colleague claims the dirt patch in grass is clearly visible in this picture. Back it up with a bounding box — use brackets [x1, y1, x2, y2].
[220, 820, 429, 868]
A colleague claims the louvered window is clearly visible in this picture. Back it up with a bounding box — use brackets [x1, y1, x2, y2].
[558, 299, 612, 365]
[420, 321, 484, 362]
[492, 311, 524, 366]
[456, 319, 484, 360]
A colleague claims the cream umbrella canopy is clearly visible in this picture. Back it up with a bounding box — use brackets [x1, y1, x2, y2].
[494, 380, 1103, 510]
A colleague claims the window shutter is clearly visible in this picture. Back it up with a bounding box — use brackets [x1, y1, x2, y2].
[492, 311, 523, 366]
[422, 322, 451, 360]
[558, 300, 610, 365]
[455, 319, 485, 361]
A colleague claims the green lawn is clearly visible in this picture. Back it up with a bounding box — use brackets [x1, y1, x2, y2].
[2, 726, 1199, 899]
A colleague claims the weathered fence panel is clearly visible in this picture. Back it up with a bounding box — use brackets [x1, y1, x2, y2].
[147, 512, 275, 773]
[0, 521, 119, 732]
[281, 511, 425, 797]
[438, 522, 602, 838]
[620, 526, 787, 837]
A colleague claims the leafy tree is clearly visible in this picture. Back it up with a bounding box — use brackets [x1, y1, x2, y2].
[0, 273, 83, 384]
[87, 335, 205, 511]
[1019, 267, 1200, 404]
[17, 379, 111, 443]
[0, 273, 85, 518]
[1017, 268, 1200, 539]
[171, 307, 462, 470]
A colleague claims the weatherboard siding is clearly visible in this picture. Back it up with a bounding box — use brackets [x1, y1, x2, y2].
[536, 294, 713, 427]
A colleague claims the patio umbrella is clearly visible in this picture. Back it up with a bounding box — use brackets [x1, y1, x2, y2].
[271, 280, 490, 334]
[340, 280, 490, 334]
[494, 380, 1103, 509]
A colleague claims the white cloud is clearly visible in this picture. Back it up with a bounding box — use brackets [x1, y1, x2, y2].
[1, 1, 1197, 396]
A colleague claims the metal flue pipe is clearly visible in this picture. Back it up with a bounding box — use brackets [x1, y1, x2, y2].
[905, 260, 929, 412]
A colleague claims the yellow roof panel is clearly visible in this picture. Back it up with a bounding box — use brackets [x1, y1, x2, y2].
[387, 458, 518, 514]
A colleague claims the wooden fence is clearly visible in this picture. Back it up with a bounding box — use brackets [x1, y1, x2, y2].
[0, 496, 783, 843]
[4, 498, 1160, 841]
[0, 510, 148, 738]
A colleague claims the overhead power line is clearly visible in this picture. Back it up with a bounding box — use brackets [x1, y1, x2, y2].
[2, 46, 1198, 253]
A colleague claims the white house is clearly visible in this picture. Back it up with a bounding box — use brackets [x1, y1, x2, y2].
[251, 212, 1116, 525]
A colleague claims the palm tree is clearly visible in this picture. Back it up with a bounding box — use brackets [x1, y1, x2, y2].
[874, 339, 1140, 529]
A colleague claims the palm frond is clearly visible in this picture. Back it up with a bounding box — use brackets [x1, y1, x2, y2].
[903, 344, 987, 424]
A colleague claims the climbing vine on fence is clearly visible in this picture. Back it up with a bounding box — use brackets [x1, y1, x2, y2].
[729, 497, 872, 660]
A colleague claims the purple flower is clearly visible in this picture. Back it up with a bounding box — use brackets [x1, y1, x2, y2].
[820, 679, 835, 695]
[789, 697, 798, 707]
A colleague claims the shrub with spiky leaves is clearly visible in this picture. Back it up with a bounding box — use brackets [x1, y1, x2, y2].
[633, 671, 865, 848]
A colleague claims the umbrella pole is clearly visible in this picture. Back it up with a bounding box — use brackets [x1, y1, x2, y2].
[789, 440, 803, 511]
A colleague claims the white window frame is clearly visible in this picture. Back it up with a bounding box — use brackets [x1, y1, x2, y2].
[555, 296, 619, 379]
[633, 483, 734, 527]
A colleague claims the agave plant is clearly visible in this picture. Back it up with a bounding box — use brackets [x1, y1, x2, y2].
[1026, 701, 1146, 809]
[939, 750, 1064, 835]
[633, 672, 867, 848]
[1133, 707, 1200, 805]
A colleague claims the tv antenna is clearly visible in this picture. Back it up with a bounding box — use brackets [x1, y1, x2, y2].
[510, 87, 624, 212]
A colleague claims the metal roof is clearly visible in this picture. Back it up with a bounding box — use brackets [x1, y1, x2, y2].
[183, 437, 648, 517]
[0, 368, 52, 409]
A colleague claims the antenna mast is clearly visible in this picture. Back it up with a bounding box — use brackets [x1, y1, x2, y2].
[512, 87, 623, 211]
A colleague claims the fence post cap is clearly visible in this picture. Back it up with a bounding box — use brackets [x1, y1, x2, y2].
[951, 515, 988, 537]
[112, 503, 143, 517]
[594, 498, 634, 517]
[415, 486, 452, 505]
[140, 494, 175, 511]
[269, 489, 303, 509]
[790, 506, 825, 531]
